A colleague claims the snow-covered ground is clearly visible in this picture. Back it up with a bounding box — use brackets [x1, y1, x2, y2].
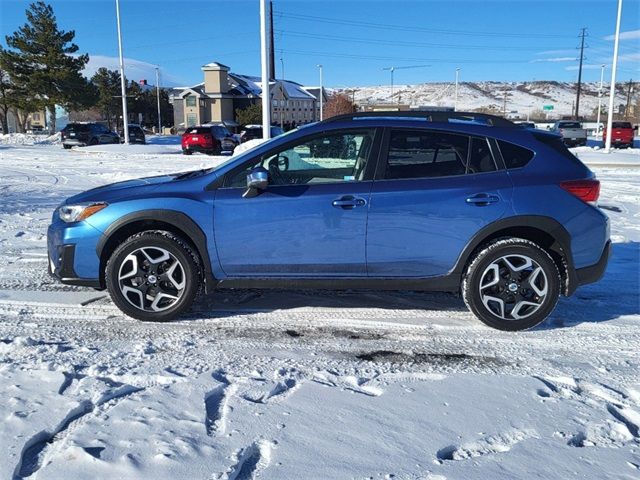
[0, 137, 639, 479]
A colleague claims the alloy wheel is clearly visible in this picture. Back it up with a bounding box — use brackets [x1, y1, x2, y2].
[117, 246, 186, 312]
[478, 254, 548, 321]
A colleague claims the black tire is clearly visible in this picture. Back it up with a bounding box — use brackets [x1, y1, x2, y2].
[89, 137, 99, 145]
[105, 231, 201, 321]
[462, 238, 560, 331]
[183, 149, 192, 155]
[63, 144, 72, 150]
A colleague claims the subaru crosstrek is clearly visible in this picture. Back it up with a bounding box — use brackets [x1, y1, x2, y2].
[47, 112, 610, 331]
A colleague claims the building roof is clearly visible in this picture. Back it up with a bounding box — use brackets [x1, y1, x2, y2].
[169, 61, 316, 101]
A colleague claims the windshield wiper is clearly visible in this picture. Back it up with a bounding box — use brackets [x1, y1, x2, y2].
[174, 168, 213, 180]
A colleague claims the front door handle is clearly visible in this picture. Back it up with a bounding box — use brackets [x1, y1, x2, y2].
[332, 195, 367, 209]
[466, 193, 500, 206]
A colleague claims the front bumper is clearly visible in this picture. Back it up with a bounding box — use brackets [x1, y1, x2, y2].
[47, 221, 103, 289]
[575, 240, 611, 287]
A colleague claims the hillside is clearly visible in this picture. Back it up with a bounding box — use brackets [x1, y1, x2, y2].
[338, 81, 636, 119]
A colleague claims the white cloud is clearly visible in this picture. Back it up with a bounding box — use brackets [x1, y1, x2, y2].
[535, 49, 576, 56]
[604, 29, 640, 41]
[532, 57, 576, 63]
[565, 64, 607, 71]
[83, 55, 184, 87]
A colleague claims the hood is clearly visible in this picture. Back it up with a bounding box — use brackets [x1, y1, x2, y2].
[65, 174, 178, 204]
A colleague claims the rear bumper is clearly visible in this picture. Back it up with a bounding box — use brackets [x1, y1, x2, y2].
[575, 240, 611, 288]
[182, 145, 222, 154]
[62, 139, 87, 147]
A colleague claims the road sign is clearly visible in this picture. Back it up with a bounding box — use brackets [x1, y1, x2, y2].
[543, 105, 554, 111]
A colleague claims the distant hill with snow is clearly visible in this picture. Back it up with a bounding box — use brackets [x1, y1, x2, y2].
[337, 81, 636, 119]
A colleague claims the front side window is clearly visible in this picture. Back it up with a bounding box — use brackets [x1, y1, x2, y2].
[384, 130, 469, 179]
[225, 130, 375, 188]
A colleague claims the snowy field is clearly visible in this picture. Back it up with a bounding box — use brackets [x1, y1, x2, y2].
[0, 135, 639, 479]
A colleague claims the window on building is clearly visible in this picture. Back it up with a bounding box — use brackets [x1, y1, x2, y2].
[185, 96, 196, 107]
[186, 113, 197, 128]
[33, 113, 40, 121]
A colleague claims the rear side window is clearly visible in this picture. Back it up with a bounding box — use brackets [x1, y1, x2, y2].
[212, 126, 230, 138]
[497, 140, 535, 169]
[385, 130, 468, 179]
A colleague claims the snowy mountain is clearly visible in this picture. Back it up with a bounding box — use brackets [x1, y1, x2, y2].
[337, 81, 636, 119]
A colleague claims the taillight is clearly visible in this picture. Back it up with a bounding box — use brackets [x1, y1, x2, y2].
[560, 179, 600, 203]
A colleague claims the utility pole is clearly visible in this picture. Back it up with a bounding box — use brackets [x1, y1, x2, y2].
[269, 0, 275, 80]
[502, 87, 509, 117]
[574, 27, 587, 120]
[596, 64, 605, 137]
[605, 0, 623, 152]
[155, 67, 161, 135]
[454, 68, 460, 111]
[260, 0, 271, 139]
[624, 79, 633, 119]
[115, 0, 129, 144]
[317, 64, 323, 121]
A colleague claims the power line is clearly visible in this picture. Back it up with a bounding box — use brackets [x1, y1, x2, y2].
[273, 29, 559, 51]
[274, 11, 576, 39]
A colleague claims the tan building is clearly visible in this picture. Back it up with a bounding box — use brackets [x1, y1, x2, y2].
[170, 61, 319, 131]
[3, 109, 47, 133]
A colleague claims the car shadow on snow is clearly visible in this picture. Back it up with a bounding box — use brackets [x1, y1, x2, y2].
[189, 288, 469, 319]
[539, 241, 639, 330]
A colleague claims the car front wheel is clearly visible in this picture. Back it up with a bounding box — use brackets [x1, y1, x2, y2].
[462, 238, 560, 331]
[105, 231, 201, 321]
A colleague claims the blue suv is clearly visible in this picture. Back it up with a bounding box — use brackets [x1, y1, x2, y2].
[47, 112, 610, 331]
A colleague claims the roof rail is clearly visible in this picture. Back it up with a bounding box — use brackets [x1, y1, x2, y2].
[321, 111, 516, 128]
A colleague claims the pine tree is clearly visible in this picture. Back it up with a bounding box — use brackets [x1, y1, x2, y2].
[91, 67, 121, 129]
[236, 103, 262, 126]
[0, 2, 92, 131]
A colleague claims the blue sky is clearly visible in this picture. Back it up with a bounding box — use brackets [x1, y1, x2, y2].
[1, 0, 639, 87]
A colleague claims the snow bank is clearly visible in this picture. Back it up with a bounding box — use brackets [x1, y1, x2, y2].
[0, 132, 60, 145]
[232, 138, 268, 156]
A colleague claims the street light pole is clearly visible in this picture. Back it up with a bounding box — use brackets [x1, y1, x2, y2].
[155, 66, 162, 135]
[596, 64, 605, 138]
[454, 68, 460, 111]
[115, 0, 129, 145]
[605, 0, 623, 152]
[317, 64, 323, 121]
[260, 0, 271, 139]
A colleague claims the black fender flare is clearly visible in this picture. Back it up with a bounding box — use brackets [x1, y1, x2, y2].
[450, 215, 577, 295]
[95, 209, 216, 292]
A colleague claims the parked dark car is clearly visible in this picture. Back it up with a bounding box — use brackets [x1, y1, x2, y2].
[119, 124, 146, 144]
[240, 125, 285, 143]
[516, 122, 536, 129]
[181, 124, 238, 155]
[61, 123, 120, 149]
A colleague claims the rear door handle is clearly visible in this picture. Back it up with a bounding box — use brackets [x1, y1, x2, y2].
[466, 193, 500, 206]
[332, 195, 367, 209]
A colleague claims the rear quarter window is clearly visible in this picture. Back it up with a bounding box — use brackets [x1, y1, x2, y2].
[496, 140, 535, 169]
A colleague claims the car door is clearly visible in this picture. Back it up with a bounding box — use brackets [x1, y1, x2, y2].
[366, 128, 512, 277]
[214, 128, 380, 277]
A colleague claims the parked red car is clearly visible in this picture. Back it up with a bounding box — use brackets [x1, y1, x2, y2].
[603, 121, 636, 149]
[181, 124, 238, 155]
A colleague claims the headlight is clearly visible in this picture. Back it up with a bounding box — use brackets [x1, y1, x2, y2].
[58, 202, 108, 223]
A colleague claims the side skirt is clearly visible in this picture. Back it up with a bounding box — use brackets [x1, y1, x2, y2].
[216, 275, 461, 292]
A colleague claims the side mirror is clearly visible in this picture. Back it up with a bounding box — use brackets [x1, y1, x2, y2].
[634, 125, 638, 131]
[243, 166, 269, 198]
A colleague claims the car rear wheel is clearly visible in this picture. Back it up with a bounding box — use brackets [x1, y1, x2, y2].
[462, 238, 560, 331]
[105, 231, 201, 321]
[182, 149, 192, 155]
[89, 137, 99, 145]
